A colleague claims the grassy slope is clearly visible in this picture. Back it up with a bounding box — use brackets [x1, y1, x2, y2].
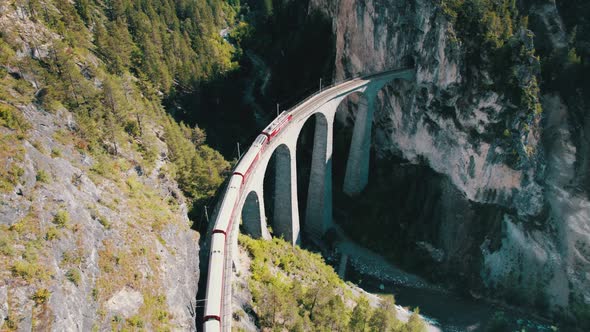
[237, 235, 428, 332]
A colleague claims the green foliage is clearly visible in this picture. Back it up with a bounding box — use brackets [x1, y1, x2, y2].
[350, 296, 372, 331]
[90, 154, 119, 178]
[94, 20, 134, 75]
[401, 308, 427, 332]
[45, 226, 61, 241]
[0, 4, 237, 326]
[66, 268, 81, 286]
[241, 235, 427, 331]
[62, 251, 83, 267]
[74, 0, 92, 24]
[126, 315, 144, 328]
[0, 135, 25, 193]
[1, 0, 233, 214]
[0, 163, 24, 193]
[123, 120, 140, 138]
[567, 48, 582, 65]
[557, 0, 590, 63]
[242, 235, 349, 330]
[87, 0, 239, 93]
[442, 0, 518, 47]
[98, 215, 111, 229]
[369, 296, 402, 332]
[0, 104, 30, 135]
[0, 229, 15, 256]
[3, 315, 17, 330]
[36, 169, 50, 183]
[52, 210, 70, 228]
[50, 148, 62, 158]
[32, 288, 51, 305]
[262, 0, 273, 16]
[440, 0, 543, 167]
[11, 260, 49, 281]
[163, 118, 230, 200]
[31, 140, 47, 154]
[228, 22, 255, 47]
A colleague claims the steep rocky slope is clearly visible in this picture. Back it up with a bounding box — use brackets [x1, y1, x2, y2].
[311, 0, 590, 325]
[0, 104, 199, 331]
[0, 1, 233, 330]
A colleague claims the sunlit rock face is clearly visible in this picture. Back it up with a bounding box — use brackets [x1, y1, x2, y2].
[311, 0, 590, 317]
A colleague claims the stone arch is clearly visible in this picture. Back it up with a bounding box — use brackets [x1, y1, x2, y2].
[295, 111, 333, 241]
[332, 90, 372, 196]
[241, 190, 266, 239]
[263, 143, 299, 243]
[337, 76, 413, 196]
[334, 91, 369, 129]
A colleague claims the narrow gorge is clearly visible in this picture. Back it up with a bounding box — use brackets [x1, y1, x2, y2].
[1, 0, 589, 331]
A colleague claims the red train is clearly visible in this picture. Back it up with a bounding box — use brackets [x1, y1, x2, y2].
[203, 111, 292, 331]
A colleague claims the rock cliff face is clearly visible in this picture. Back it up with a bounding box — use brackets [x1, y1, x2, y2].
[0, 105, 200, 331]
[0, 3, 201, 330]
[311, 0, 590, 319]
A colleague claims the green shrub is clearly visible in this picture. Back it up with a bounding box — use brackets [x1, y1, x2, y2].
[23, 241, 40, 262]
[11, 261, 49, 281]
[62, 251, 83, 265]
[4, 315, 17, 330]
[90, 154, 120, 180]
[156, 309, 169, 323]
[52, 210, 70, 228]
[163, 118, 230, 201]
[98, 215, 111, 229]
[0, 104, 30, 134]
[31, 140, 46, 153]
[45, 227, 61, 241]
[567, 47, 582, 65]
[66, 268, 81, 286]
[126, 315, 144, 328]
[50, 148, 62, 158]
[0, 163, 24, 193]
[32, 288, 51, 305]
[36, 169, 50, 183]
[403, 308, 427, 332]
[124, 120, 141, 138]
[0, 231, 15, 256]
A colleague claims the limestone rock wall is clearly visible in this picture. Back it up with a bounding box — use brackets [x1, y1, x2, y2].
[0, 3, 200, 330]
[311, 0, 590, 317]
[0, 104, 200, 331]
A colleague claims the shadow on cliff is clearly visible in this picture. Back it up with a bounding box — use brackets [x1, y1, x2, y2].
[165, 0, 336, 159]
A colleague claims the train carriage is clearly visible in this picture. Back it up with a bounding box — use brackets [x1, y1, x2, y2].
[203, 110, 293, 331]
[262, 111, 293, 139]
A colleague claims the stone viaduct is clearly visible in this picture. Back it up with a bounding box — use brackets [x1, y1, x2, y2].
[205, 68, 415, 332]
[238, 68, 414, 244]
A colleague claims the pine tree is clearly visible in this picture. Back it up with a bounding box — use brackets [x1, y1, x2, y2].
[349, 295, 372, 332]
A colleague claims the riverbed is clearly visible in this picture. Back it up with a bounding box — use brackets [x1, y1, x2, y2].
[315, 228, 558, 332]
